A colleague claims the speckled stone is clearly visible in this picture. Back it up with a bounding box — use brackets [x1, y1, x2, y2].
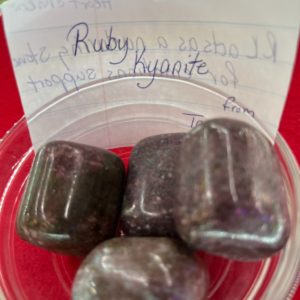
[121, 133, 184, 237]
[17, 141, 125, 255]
[72, 237, 209, 300]
[175, 118, 291, 260]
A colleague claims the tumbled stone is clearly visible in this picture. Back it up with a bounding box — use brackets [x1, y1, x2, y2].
[175, 118, 291, 260]
[121, 133, 184, 236]
[17, 141, 125, 255]
[72, 237, 209, 300]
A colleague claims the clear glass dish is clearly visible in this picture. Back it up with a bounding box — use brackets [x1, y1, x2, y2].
[0, 76, 299, 300]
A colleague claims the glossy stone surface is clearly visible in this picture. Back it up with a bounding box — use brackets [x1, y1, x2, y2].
[121, 133, 184, 236]
[17, 141, 125, 255]
[175, 118, 291, 260]
[72, 237, 208, 300]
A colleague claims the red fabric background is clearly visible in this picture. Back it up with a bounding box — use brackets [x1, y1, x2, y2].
[0, 16, 299, 299]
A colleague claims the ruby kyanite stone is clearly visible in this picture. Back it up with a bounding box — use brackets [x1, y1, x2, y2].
[17, 141, 125, 255]
[175, 119, 290, 260]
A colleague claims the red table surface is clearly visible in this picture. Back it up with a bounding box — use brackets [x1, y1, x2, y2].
[0, 16, 299, 299]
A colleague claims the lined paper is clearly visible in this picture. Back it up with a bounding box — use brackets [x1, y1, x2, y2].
[2, 0, 300, 148]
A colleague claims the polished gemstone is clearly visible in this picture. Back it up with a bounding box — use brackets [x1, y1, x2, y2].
[72, 237, 209, 300]
[175, 118, 290, 260]
[121, 133, 184, 236]
[17, 141, 125, 255]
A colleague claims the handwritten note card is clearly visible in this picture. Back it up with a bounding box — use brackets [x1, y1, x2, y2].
[2, 0, 299, 148]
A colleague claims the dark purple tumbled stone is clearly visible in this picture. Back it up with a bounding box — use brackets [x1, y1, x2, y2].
[16, 141, 125, 255]
[72, 237, 209, 300]
[121, 133, 184, 236]
[175, 118, 291, 260]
